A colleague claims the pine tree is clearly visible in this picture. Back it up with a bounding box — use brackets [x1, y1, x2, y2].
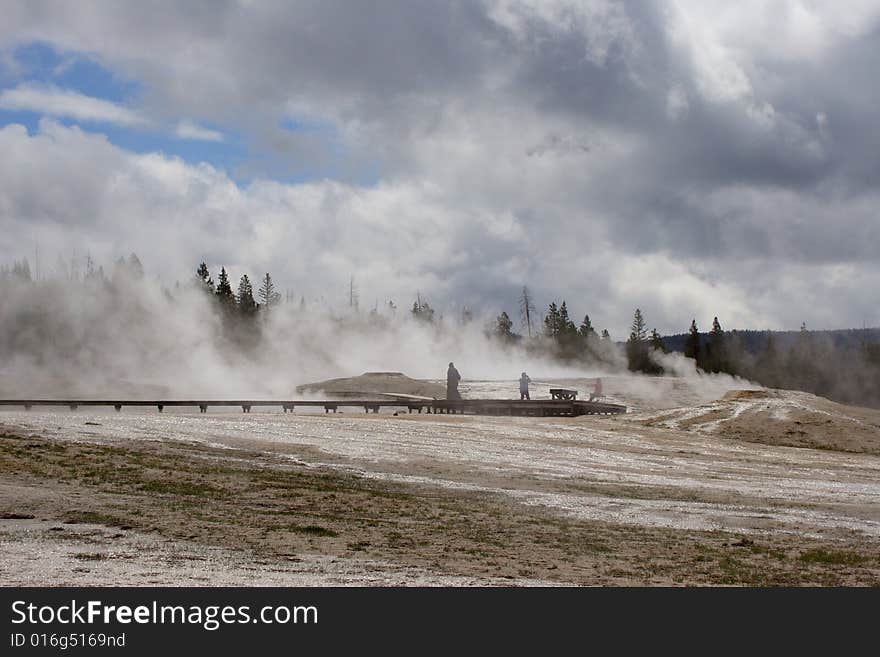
[630, 308, 647, 342]
[127, 253, 144, 279]
[684, 319, 701, 365]
[84, 255, 96, 280]
[112, 256, 127, 283]
[411, 294, 435, 323]
[215, 267, 235, 306]
[196, 262, 214, 292]
[755, 331, 780, 387]
[642, 328, 666, 374]
[626, 308, 650, 372]
[259, 273, 281, 311]
[495, 311, 515, 342]
[578, 314, 596, 339]
[543, 302, 560, 338]
[707, 316, 726, 373]
[558, 301, 576, 336]
[787, 322, 819, 391]
[12, 259, 32, 281]
[727, 329, 744, 376]
[237, 274, 258, 316]
[650, 328, 665, 353]
[577, 314, 598, 360]
[555, 300, 579, 357]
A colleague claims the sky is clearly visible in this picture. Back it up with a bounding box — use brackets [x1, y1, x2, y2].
[1, 0, 879, 337]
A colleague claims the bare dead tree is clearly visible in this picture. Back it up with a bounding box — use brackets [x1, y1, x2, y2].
[348, 275, 359, 310]
[519, 285, 536, 338]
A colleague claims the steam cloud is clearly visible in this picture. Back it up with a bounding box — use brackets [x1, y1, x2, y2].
[0, 263, 630, 399]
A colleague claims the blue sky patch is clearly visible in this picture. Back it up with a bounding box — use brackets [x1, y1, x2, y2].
[0, 40, 380, 186]
[9, 41, 139, 102]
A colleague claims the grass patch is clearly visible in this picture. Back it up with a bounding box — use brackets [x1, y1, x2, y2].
[294, 525, 338, 537]
[270, 524, 338, 537]
[285, 525, 339, 537]
[138, 480, 228, 498]
[799, 549, 873, 566]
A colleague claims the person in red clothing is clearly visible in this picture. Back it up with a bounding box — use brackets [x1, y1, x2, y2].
[589, 377, 602, 402]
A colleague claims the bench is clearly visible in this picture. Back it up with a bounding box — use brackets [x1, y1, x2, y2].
[549, 388, 578, 400]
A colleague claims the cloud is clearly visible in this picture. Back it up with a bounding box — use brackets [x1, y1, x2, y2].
[1, 2, 880, 334]
[175, 119, 223, 142]
[3, 118, 880, 336]
[0, 82, 145, 126]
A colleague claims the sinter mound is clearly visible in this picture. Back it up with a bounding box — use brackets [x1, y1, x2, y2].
[295, 372, 445, 400]
[648, 388, 880, 456]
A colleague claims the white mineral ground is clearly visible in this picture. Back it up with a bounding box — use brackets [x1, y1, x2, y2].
[2, 375, 879, 584]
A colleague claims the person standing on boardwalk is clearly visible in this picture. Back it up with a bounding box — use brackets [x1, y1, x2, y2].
[519, 372, 532, 400]
[446, 362, 461, 400]
[589, 377, 602, 402]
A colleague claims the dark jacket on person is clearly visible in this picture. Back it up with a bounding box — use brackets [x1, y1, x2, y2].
[446, 364, 461, 400]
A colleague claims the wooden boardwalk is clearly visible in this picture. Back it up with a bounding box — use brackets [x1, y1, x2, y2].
[0, 398, 626, 417]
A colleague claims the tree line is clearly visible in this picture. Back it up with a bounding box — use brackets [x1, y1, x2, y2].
[486, 293, 880, 408]
[196, 262, 282, 316]
[676, 317, 880, 408]
[3, 255, 880, 408]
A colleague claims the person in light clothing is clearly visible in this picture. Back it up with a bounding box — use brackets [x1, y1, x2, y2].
[519, 372, 532, 400]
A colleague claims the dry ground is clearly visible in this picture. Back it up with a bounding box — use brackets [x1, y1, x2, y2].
[2, 377, 879, 586]
[1, 409, 879, 585]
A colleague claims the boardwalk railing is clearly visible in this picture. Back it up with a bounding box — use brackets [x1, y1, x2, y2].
[0, 398, 626, 416]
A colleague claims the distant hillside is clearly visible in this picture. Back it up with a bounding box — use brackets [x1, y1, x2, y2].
[662, 328, 880, 354]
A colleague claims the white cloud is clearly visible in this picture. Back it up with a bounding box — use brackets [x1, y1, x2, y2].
[486, 0, 639, 65]
[0, 86, 224, 143]
[1, 3, 879, 334]
[175, 119, 223, 142]
[3, 120, 879, 336]
[0, 83, 146, 126]
[669, 0, 880, 63]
